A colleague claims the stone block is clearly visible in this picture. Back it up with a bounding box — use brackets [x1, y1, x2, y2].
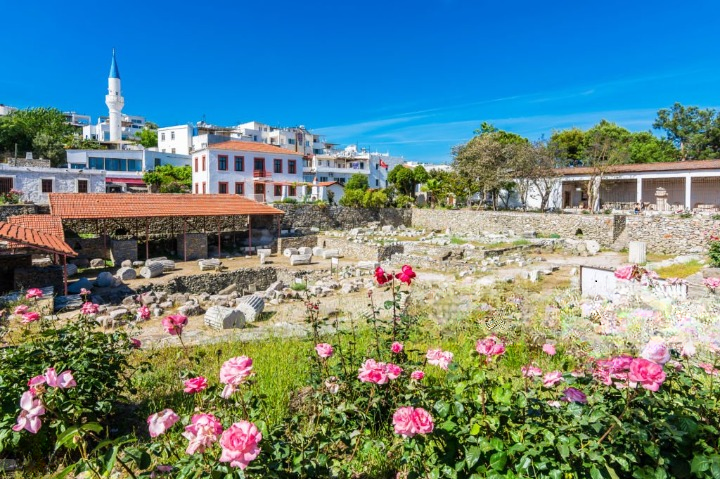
[235, 294, 265, 323]
[64, 263, 78, 277]
[585, 240, 601, 256]
[283, 248, 299, 257]
[90, 258, 105, 268]
[290, 254, 312, 266]
[321, 249, 342, 259]
[121, 260, 133, 268]
[298, 247, 313, 255]
[204, 306, 245, 330]
[259, 253, 267, 265]
[312, 246, 324, 256]
[139, 262, 164, 279]
[628, 241, 647, 264]
[198, 258, 222, 271]
[95, 271, 114, 288]
[357, 260, 380, 270]
[256, 248, 272, 256]
[116, 267, 137, 281]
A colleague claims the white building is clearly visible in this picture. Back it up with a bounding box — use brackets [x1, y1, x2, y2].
[310, 180, 344, 203]
[0, 164, 105, 203]
[63, 111, 92, 128]
[404, 161, 453, 173]
[0, 104, 18, 116]
[191, 140, 305, 202]
[305, 145, 405, 188]
[83, 114, 147, 142]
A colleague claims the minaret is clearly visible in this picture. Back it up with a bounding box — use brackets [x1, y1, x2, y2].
[105, 49, 125, 142]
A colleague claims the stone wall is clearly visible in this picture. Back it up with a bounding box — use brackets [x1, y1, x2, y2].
[14, 265, 64, 293]
[278, 235, 318, 251]
[0, 254, 32, 293]
[177, 233, 208, 260]
[318, 237, 404, 262]
[110, 239, 137, 265]
[154, 267, 278, 294]
[0, 204, 40, 221]
[624, 216, 718, 254]
[67, 237, 107, 262]
[274, 205, 411, 231]
[411, 210, 622, 246]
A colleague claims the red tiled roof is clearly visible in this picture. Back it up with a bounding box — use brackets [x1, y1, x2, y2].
[0, 222, 76, 256]
[48, 193, 284, 219]
[205, 141, 303, 156]
[317, 181, 342, 187]
[556, 159, 720, 176]
[107, 177, 146, 185]
[7, 215, 64, 241]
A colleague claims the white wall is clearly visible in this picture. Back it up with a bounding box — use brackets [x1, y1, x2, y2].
[0, 165, 105, 203]
[158, 125, 193, 155]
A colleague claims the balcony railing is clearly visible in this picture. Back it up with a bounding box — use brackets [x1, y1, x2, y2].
[253, 170, 272, 178]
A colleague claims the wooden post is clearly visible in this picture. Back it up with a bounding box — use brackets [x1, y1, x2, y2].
[217, 219, 222, 259]
[248, 215, 252, 254]
[276, 215, 281, 253]
[183, 218, 187, 262]
[62, 254, 68, 296]
[145, 220, 149, 260]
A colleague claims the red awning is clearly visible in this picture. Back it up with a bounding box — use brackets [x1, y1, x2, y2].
[106, 177, 146, 185]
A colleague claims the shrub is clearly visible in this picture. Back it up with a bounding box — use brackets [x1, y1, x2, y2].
[394, 195, 415, 208]
[709, 240, 720, 267]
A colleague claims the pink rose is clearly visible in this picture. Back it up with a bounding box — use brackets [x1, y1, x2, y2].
[640, 339, 670, 365]
[315, 343, 334, 358]
[131, 338, 142, 349]
[392, 407, 434, 437]
[628, 358, 666, 392]
[80, 288, 92, 296]
[475, 336, 506, 359]
[81, 302, 99, 315]
[426, 349, 453, 370]
[220, 356, 254, 398]
[357, 359, 389, 385]
[374, 267, 392, 285]
[395, 265, 417, 285]
[547, 400, 562, 408]
[182, 413, 223, 455]
[543, 371, 564, 388]
[521, 365, 543, 378]
[162, 314, 188, 335]
[12, 390, 45, 434]
[391, 342, 403, 354]
[44, 368, 76, 389]
[614, 265, 636, 281]
[697, 363, 720, 376]
[28, 375, 46, 390]
[410, 370, 425, 381]
[147, 409, 180, 438]
[219, 421, 262, 469]
[13, 305, 28, 315]
[325, 376, 340, 394]
[681, 342, 696, 358]
[138, 305, 151, 321]
[561, 387, 587, 404]
[386, 363, 403, 380]
[542, 343, 556, 356]
[704, 277, 720, 290]
[25, 288, 43, 299]
[183, 376, 208, 394]
[21, 312, 40, 324]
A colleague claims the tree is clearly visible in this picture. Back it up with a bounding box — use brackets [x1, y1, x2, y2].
[345, 173, 368, 191]
[421, 177, 444, 208]
[413, 165, 429, 185]
[136, 129, 158, 148]
[0, 107, 74, 166]
[653, 102, 719, 160]
[142, 164, 192, 193]
[387, 165, 417, 196]
[339, 189, 364, 207]
[528, 141, 561, 211]
[627, 132, 677, 163]
[582, 127, 630, 211]
[550, 128, 586, 165]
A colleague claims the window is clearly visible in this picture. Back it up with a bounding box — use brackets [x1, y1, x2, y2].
[194, 157, 198, 172]
[288, 138, 295, 145]
[274, 185, 282, 197]
[202, 156, 206, 171]
[161, 132, 165, 141]
[89, 157, 104, 170]
[218, 155, 228, 171]
[375, 179, 379, 187]
[41, 179, 53, 193]
[234, 156, 244, 171]
[254, 158, 265, 172]
[154, 158, 161, 168]
[288, 159, 297, 174]
[319, 176, 328, 182]
[194, 183, 198, 194]
[376, 164, 379, 170]
[77, 179, 88, 193]
[171, 148, 176, 154]
[274, 159, 283, 174]
[171, 131, 175, 140]
[235, 182, 244, 195]
[0, 177, 13, 193]
[202, 182, 206, 194]
[219, 182, 228, 194]
[129, 160, 142, 171]
[289, 185, 296, 196]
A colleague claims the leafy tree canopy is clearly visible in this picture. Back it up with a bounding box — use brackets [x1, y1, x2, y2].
[0, 107, 74, 166]
[135, 129, 158, 148]
[345, 173, 369, 191]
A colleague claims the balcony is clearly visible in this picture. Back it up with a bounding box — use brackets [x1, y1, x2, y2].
[253, 170, 272, 178]
[303, 166, 370, 175]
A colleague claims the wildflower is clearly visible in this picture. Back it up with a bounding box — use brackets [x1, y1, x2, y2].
[137, 305, 151, 321]
[21, 312, 40, 323]
[182, 413, 223, 455]
[703, 277, 720, 291]
[13, 305, 28, 315]
[220, 356, 254, 398]
[81, 302, 99, 315]
[543, 371, 564, 388]
[521, 365, 543, 378]
[147, 409, 180, 438]
[561, 387, 587, 404]
[12, 391, 45, 434]
[183, 377, 208, 394]
[640, 338, 670, 365]
[374, 267, 392, 285]
[315, 343, 334, 358]
[219, 421, 262, 469]
[391, 341, 403, 354]
[44, 368, 76, 389]
[25, 288, 43, 299]
[475, 336, 506, 359]
[162, 314, 187, 335]
[426, 348, 453, 370]
[410, 370, 425, 380]
[542, 343, 556, 356]
[393, 407, 434, 438]
[395, 265, 417, 285]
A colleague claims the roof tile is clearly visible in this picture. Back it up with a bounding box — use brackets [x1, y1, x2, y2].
[0, 222, 76, 256]
[204, 141, 303, 156]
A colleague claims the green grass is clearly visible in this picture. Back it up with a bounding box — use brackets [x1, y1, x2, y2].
[449, 236, 467, 245]
[654, 259, 703, 278]
[290, 282, 307, 291]
[512, 239, 531, 246]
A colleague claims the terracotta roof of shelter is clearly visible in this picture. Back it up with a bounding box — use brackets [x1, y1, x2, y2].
[7, 215, 65, 241]
[556, 159, 720, 176]
[48, 193, 284, 219]
[0, 222, 76, 256]
[203, 141, 303, 156]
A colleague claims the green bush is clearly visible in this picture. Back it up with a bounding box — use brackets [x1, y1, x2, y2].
[394, 194, 415, 208]
[709, 240, 720, 267]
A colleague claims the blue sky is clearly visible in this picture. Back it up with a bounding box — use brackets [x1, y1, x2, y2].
[1, 0, 718, 163]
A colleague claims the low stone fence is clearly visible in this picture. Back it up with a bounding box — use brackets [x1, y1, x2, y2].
[318, 237, 404, 262]
[154, 267, 278, 295]
[278, 235, 318, 251]
[625, 215, 719, 254]
[0, 204, 41, 221]
[275, 204, 411, 231]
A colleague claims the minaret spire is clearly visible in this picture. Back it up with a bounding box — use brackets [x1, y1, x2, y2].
[105, 49, 125, 142]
